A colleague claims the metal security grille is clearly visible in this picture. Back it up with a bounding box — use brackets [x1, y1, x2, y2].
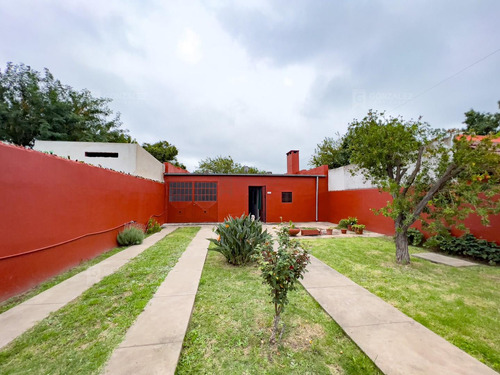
[169, 182, 193, 202]
[194, 182, 217, 201]
[282, 192, 292, 203]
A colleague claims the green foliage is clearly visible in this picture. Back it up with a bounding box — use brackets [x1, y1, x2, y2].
[309, 132, 353, 168]
[117, 225, 145, 246]
[0, 62, 130, 147]
[407, 228, 424, 246]
[347, 110, 500, 264]
[425, 234, 500, 264]
[351, 224, 365, 230]
[142, 140, 186, 168]
[463, 101, 500, 135]
[347, 216, 358, 225]
[208, 215, 270, 265]
[254, 223, 310, 343]
[195, 155, 267, 174]
[146, 218, 162, 234]
[336, 219, 350, 229]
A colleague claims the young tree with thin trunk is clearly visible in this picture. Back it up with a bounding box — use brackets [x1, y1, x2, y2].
[347, 111, 500, 264]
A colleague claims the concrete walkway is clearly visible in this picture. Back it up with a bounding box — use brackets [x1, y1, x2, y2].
[0, 226, 177, 350]
[412, 252, 479, 267]
[301, 255, 497, 375]
[103, 226, 213, 375]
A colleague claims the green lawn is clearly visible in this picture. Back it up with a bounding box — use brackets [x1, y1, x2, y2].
[306, 236, 500, 372]
[176, 251, 382, 375]
[0, 227, 199, 375]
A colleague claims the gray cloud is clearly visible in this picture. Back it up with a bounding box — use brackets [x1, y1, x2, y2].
[1, 0, 499, 173]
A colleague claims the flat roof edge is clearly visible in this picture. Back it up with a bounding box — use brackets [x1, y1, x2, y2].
[164, 173, 326, 178]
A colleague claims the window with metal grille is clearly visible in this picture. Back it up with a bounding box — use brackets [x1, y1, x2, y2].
[169, 182, 193, 202]
[195, 182, 217, 201]
[282, 192, 292, 203]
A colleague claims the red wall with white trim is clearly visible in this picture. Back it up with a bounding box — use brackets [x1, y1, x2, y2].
[0, 143, 165, 301]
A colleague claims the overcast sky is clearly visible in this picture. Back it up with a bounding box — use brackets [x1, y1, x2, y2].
[1, 0, 499, 173]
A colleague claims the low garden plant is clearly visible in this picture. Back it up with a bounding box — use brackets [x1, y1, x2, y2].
[209, 214, 270, 265]
[425, 233, 500, 265]
[116, 223, 145, 246]
[407, 227, 424, 246]
[351, 224, 365, 234]
[254, 223, 310, 344]
[347, 217, 358, 227]
[336, 219, 349, 229]
[146, 217, 162, 234]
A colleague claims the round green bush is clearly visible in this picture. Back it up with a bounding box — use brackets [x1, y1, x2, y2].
[117, 226, 145, 246]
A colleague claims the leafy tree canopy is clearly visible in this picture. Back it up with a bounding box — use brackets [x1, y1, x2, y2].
[0, 62, 131, 147]
[195, 155, 267, 174]
[309, 132, 352, 169]
[463, 101, 500, 135]
[348, 110, 500, 264]
[142, 140, 186, 169]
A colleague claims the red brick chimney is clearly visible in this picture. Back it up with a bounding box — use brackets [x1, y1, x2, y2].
[286, 150, 299, 174]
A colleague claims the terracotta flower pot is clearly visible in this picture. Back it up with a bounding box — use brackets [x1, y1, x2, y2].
[301, 229, 320, 236]
[347, 225, 352, 231]
[289, 228, 300, 236]
[325, 229, 333, 235]
[355, 228, 364, 235]
[341, 229, 347, 234]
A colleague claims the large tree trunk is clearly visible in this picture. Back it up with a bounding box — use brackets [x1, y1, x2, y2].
[395, 229, 410, 264]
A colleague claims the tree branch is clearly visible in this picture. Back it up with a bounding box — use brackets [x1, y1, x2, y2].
[402, 146, 424, 196]
[411, 163, 464, 221]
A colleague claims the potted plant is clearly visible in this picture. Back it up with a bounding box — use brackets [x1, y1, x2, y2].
[347, 217, 358, 231]
[352, 224, 365, 235]
[300, 227, 320, 236]
[336, 219, 349, 234]
[325, 227, 333, 235]
[288, 221, 300, 236]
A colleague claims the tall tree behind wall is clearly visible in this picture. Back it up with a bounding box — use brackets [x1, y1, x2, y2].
[0, 62, 130, 147]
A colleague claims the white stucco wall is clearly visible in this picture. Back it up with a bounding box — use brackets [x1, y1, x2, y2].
[135, 145, 165, 182]
[34, 141, 164, 182]
[328, 164, 376, 191]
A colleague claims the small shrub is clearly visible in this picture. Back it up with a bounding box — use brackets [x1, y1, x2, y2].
[254, 222, 310, 344]
[336, 219, 349, 229]
[407, 228, 424, 246]
[117, 225, 145, 246]
[146, 218, 162, 234]
[424, 233, 500, 265]
[347, 217, 358, 225]
[208, 214, 270, 265]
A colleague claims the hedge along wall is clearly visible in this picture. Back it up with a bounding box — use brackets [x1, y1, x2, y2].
[327, 188, 500, 244]
[0, 143, 165, 301]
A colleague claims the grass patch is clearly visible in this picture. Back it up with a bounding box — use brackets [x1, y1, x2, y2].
[0, 227, 199, 375]
[176, 251, 381, 374]
[308, 237, 500, 372]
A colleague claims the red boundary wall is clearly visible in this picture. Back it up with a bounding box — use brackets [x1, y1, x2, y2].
[0, 143, 165, 301]
[327, 188, 500, 243]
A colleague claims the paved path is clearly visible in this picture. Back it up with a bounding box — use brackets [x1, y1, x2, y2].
[103, 226, 213, 375]
[0, 226, 177, 350]
[300, 255, 497, 375]
[412, 252, 479, 267]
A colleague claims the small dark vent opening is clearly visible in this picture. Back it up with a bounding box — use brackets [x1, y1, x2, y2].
[85, 152, 119, 158]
